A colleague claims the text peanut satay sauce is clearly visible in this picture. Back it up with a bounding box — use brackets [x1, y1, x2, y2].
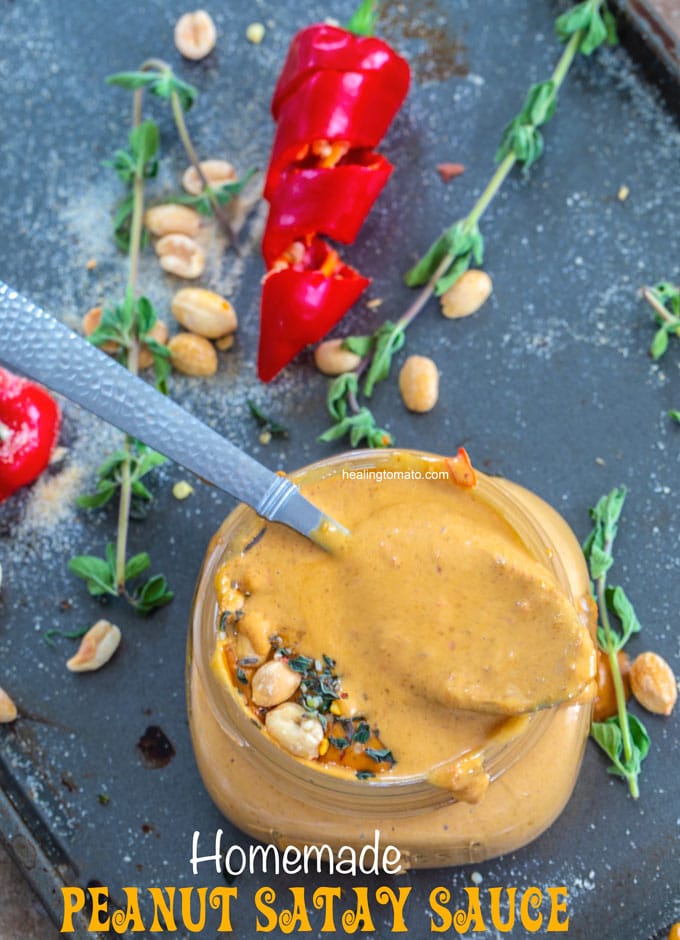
[188, 451, 597, 868]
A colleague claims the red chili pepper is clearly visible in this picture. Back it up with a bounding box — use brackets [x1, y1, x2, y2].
[258, 239, 369, 382]
[0, 368, 61, 502]
[258, 22, 410, 382]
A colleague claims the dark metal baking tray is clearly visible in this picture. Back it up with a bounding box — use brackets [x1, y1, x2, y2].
[1, 1, 679, 937]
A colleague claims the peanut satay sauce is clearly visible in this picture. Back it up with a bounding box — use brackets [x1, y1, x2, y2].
[209, 455, 595, 790]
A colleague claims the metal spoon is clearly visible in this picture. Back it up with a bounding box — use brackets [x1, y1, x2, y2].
[0, 280, 348, 547]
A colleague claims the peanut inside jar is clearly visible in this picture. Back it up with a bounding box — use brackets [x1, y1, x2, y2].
[212, 453, 596, 791]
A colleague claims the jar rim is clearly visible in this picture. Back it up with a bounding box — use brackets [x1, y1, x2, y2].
[190, 448, 573, 813]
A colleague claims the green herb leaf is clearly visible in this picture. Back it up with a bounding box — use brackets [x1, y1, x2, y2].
[106, 70, 161, 92]
[129, 120, 159, 175]
[125, 552, 151, 581]
[318, 409, 392, 448]
[365, 746, 396, 765]
[650, 327, 670, 360]
[669, 409, 680, 424]
[68, 554, 117, 597]
[342, 335, 373, 357]
[605, 585, 641, 650]
[591, 717, 624, 770]
[326, 373, 358, 422]
[134, 573, 174, 615]
[43, 626, 90, 648]
[363, 321, 406, 397]
[247, 400, 288, 437]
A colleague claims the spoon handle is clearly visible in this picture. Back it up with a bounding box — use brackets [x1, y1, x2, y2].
[0, 281, 344, 545]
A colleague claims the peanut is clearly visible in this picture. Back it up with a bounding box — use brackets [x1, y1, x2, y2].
[251, 660, 302, 707]
[82, 306, 119, 354]
[398, 355, 439, 413]
[168, 332, 218, 376]
[174, 10, 217, 60]
[171, 287, 237, 339]
[314, 338, 361, 376]
[67, 620, 121, 673]
[630, 651, 677, 716]
[138, 320, 169, 370]
[440, 269, 493, 319]
[182, 160, 236, 196]
[265, 702, 324, 759]
[0, 687, 18, 723]
[216, 334, 235, 351]
[155, 234, 206, 279]
[144, 203, 201, 238]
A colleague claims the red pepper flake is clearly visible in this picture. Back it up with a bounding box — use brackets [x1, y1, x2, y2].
[436, 162, 465, 183]
[0, 368, 61, 503]
[444, 447, 477, 488]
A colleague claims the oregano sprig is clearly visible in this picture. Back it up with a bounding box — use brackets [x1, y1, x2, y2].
[108, 60, 256, 251]
[584, 487, 649, 798]
[70, 80, 172, 615]
[320, 0, 617, 448]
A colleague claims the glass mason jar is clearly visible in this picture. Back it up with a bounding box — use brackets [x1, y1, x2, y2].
[187, 450, 594, 869]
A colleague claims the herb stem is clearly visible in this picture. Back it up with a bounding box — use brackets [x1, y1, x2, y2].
[641, 286, 680, 331]
[114, 96, 147, 592]
[398, 24, 584, 331]
[595, 561, 638, 797]
[168, 87, 241, 253]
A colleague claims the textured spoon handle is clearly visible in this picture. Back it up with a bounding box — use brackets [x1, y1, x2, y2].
[0, 281, 340, 543]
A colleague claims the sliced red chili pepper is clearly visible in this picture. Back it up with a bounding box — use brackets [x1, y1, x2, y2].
[258, 21, 410, 382]
[257, 239, 370, 382]
[0, 367, 61, 502]
[271, 24, 410, 118]
[262, 151, 393, 266]
[445, 448, 477, 489]
[265, 69, 406, 198]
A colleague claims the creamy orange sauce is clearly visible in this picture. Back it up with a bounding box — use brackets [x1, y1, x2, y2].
[212, 456, 595, 782]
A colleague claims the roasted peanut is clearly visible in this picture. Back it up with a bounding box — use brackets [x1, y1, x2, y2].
[216, 334, 235, 351]
[398, 355, 439, 412]
[440, 269, 492, 319]
[314, 338, 361, 376]
[171, 287, 237, 339]
[82, 306, 119, 355]
[174, 10, 217, 60]
[167, 332, 218, 376]
[251, 660, 302, 707]
[155, 234, 206, 279]
[67, 620, 121, 673]
[144, 203, 201, 237]
[138, 320, 169, 370]
[0, 687, 18, 723]
[630, 651, 677, 716]
[265, 702, 324, 759]
[182, 160, 236, 196]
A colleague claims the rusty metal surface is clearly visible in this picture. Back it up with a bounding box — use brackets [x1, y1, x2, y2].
[1, 1, 680, 938]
